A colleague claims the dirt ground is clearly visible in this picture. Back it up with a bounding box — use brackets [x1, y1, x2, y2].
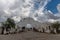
[0, 31, 60, 40]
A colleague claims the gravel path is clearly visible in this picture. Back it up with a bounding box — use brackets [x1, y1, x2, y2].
[0, 31, 60, 40]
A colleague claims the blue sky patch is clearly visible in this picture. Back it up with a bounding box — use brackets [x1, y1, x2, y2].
[46, 0, 60, 14]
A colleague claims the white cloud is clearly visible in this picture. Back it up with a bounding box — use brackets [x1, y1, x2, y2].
[0, 0, 59, 23]
[0, 0, 51, 22]
[21, 0, 34, 17]
[48, 19, 57, 23]
[0, 0, 24, 22]
[55, 4, 60, 17]
[57, 4, 60, 13]
[12, 16, 21, 23]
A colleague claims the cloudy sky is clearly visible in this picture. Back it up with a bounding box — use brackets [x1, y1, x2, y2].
[0, 0, 60, 23]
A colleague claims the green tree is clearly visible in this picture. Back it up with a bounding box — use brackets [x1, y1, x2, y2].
[6, 18, 15, 28]
[1, 18, 16, 34]
[51, 22, 60, 33]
